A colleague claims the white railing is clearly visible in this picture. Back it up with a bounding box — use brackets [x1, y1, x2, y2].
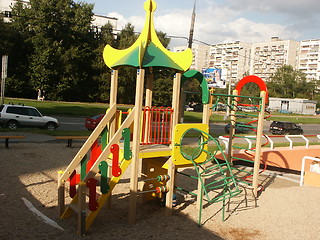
[264, 135, 274, 149]
[285, 135, 309, 149]
[218, 136, 229, 152]
[219, 134, 320, 152]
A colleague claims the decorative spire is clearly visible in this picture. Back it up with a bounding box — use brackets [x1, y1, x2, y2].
[103, 0, 193, 71]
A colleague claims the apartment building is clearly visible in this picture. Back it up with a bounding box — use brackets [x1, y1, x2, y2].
[1, 0, 118, 30]
[174, 43, 210, 71]
[250, 37, 299, 80]
[299, 39, 320, 81]
[175, 37, 314, 84]
[208, 41, 252, 83]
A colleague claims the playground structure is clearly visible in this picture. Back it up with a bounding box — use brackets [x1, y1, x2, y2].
[57, 0, 320, 235]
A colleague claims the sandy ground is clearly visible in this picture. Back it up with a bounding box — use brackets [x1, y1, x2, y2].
[1, 141, 320, 240]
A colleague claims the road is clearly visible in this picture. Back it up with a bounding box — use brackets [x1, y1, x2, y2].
[56, 116, 87, 131]
[57, 116, 320, 136]
[210, 122, 320, 136]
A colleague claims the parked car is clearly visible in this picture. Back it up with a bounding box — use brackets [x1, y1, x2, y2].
[0, 104, 59, 130]
[225, 122, 253, 134]
[269, 121, 303, 135]
[184, 105, 194, 111]
[85, 114, 104, 130]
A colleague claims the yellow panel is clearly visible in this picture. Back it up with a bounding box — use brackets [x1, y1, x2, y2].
[103, 0, 192, 71]
[172, 124, 209, 166]
[139, 149, 172, 159]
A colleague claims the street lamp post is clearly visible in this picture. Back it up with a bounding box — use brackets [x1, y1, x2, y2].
[1, 55, 8, 105]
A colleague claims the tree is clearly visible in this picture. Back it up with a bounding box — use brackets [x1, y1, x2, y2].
[114, 25, 173, 105]
[90, 23, 115, 102]
[0, 17, 15, 55]
[1, 8, 34, 98]
[10, 0, 97, 101]
[268, 65, 315, 99]
[6, 1, 173, 104]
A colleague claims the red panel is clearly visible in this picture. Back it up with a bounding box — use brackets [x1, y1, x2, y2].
[87, 140, 102, 172]
[110, 144, 122, 177]
[235, 75, 268, 104]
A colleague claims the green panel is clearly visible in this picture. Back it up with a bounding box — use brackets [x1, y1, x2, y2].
[122, 128, 132, 160]
[111, 46, 140, 68]
[101, 128, 108, 150]
[182, 70, 209, 104]
[142, 42, 183, 70]
[80, 155, 88, 181]
[99, 161, 110, 194]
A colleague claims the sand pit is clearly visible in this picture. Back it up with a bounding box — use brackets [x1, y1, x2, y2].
[1, 142, 320, 240]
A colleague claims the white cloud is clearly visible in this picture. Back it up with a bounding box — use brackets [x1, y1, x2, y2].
[222, 18, 300, 43]
[227, 0, 320, 16]
[107, 12, 127, 30]
[107, 0, 317, 49]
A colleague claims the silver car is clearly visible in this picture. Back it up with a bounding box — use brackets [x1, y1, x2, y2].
[0, 104, 59, 130]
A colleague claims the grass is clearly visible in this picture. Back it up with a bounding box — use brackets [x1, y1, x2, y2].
[267, 116, 320, 124]
[4, 97, 319, 123]
[4, 98, 131, 117]
[1, 97, 319, 136]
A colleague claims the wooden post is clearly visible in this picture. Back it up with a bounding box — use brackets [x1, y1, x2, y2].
[107, 69, 118, 209]
[128, 69, 145, 224]
[78, 182, 86, 236]
[144, 69, 154, 143]
[57, 171, 65, 217]
[227, 89, 238, 164]
[252, 91, 266, 196]
[202, 104, 210, 125]
[166, 72, 181, 215]
[145, 68, 153, 107]
[109, 69, 119, 138]
[198, 99, 211, 210]
[209, 88, 214, 116]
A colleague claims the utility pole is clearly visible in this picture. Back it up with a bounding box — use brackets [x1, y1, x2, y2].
[1, 55, 8, 105]
[188, 0, 196, 49]
[181, 1, 197, 123]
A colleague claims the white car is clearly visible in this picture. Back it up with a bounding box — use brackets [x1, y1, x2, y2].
[0, 104, 59, 130]
[185, 105, 194, 111]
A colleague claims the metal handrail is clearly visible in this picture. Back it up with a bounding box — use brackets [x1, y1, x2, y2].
[284, 135, 309, 149]
[218, 136, 229, 152]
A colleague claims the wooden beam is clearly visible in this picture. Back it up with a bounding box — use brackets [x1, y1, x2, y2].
[107, 70, 119, 210]
[143, 69, 154, 143]
[166, 72, 181, 214]
[252, 91, 266, 196]
[57, 170, 65, 217]
[202, 104, 210, 125]
[59, 103, 117, 183]
[128, 69, 145, 224]
[77, 182, 86, 236]
[227, 89, 238, 164]
[109, 69, 119, 139]
[145, 68, 153, 107]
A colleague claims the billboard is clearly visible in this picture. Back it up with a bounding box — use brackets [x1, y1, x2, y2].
[202, 68, 227, 89]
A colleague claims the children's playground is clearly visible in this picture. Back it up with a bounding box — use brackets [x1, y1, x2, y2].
[2, 0, 320, 239]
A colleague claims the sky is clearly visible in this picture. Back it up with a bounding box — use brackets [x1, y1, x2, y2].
[82, 0, 320, 49]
